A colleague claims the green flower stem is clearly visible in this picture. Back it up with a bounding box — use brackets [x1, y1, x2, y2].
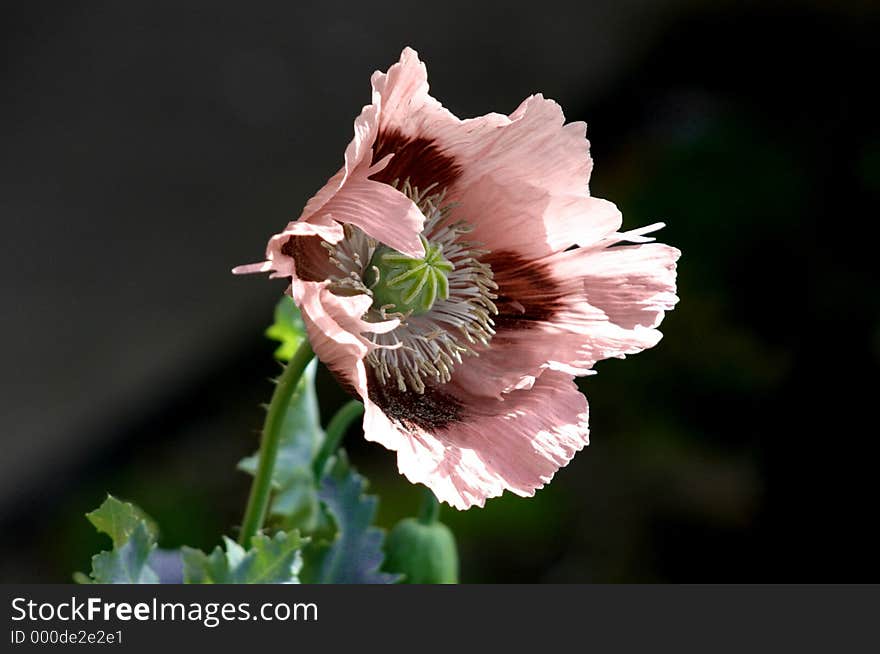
[418, 487, 441, 525]
[238, 340, 315, 545]
[313, 399, 364, 479]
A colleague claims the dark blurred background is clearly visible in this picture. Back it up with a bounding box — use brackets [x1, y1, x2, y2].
[2, 0, 878, 582]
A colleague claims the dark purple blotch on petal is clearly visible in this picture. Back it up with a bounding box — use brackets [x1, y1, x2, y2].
[280, 235, 328, 282]
[367, 369, 462, 432]
[488, 250, 565, 329]
[370, 128, 461, 193]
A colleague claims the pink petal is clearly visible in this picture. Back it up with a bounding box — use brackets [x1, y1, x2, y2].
[293, 280, 398, 397]
[363, 372, 590, 510]
[298, 104, 379, 224]
[451, 241, 680, 399]
[371, 47, 444, 136]
[366, 52, 621, 258]
[233, 216, 343, 279]
[316, 172, 426, 258]
[560, 242, 681, 331]
[446, 96, 621, 257]
[295, 89, 427, 258]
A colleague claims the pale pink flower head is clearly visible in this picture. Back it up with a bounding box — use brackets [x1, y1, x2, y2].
[235, 47, 680, 509]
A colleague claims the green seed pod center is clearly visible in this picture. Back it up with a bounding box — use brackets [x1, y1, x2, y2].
[367, 236, 454, 315]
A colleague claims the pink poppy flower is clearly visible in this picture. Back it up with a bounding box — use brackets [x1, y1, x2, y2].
[235, 47, 679, 509]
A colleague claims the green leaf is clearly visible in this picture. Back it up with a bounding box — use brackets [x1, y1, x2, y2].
[83, 495, 161, 584]
[300, 451, 399, 584]
[90, 522, 159, 584]
[86, 495, 158, 548]
[265, 295, 307, 361]
[182, 530, 304, 584]
[270, 467, 321, 530]
[238, 358, 325, 531]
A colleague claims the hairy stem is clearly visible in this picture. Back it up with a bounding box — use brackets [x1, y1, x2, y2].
[238, 340, 315, 545]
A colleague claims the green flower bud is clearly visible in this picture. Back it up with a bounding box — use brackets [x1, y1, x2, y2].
[383, 517, 459, 584]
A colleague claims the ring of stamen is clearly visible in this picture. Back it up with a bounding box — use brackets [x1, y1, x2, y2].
[324, 180, 498, 393]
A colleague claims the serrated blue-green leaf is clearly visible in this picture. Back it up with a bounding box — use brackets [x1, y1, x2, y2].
[86, 495, 158, 548]
[182, 530, 304, 584]
[90, 522, 159, 584]
[300, 452, 398, 584]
